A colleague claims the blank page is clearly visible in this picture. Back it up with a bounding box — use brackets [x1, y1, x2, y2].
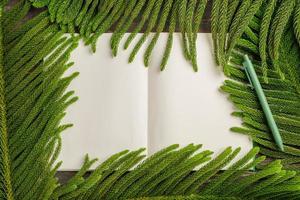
[59, 35, 148, 170]
[148, 33, 252, 161]
[59, 33, 252, 170]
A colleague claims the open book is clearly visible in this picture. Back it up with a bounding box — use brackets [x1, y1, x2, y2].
[59, 33, 252, 170]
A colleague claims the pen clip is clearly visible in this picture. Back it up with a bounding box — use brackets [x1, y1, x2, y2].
[243, 61, 254, 89]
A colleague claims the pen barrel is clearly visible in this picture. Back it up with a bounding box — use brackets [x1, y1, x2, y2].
[244, 56, 284, 151]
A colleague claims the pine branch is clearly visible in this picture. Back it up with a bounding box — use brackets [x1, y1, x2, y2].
[268, 0, 295, 79]
[128, 0, 164, 63]
[1, 4, 79, 198]
[160, 0, 178, 71]
[189, 0, 207, 71]
[226, 0, 252, 52]
[172, 147, 234, 195]
[110, 0, 140, 56]
[184, 0, 197, 64]
[106, 144, 181, 199]
[295, 0, 300, 45]
[227, 0, 264, 57]
[130, 195, 241, 200]
[143, 0, 174, 67]
[124, 0, 156, 50]
[259, 0, 277, 83]
[30, 0, 50, 8]
[178, 0, 189, 60]
[211, 0, 222, 65]
[218, 0, 300, 176]
[0, 2, 14, 200]
[201, 147, 260, 194]
[28, 0, 208, 70]
[87, 0, 126, 52]
[217, 0, 228, 67]
[270, 0, 295, 60]
[222, 36, 300, 170]
[226, 0, 240, 29]
[54, 145, 300, 199]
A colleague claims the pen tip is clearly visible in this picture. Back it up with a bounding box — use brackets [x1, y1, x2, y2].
[278, 143, 285, 152]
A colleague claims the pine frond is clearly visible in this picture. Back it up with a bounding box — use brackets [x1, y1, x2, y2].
[268, 0, 295, 78]
[189, 0, 207, 71]
[143, 0, 174, 67]
[0, 2, 13, 199]
[106, 144, 182, 199]
[184, 0, 197, 65]
[211, 0, 222, 65]
[130, 195, 241, 200]
[53, 145, 300, 199]
[294, 0, 300, 45]
[128, 0, 164, 63]
[178, 0, 189, 60]
[172, 147, 234, 195]
[226, 0, 240, 28]
[225, 0, 252, 58]
[216, 0, 228, 67]
[1, 4, 79, 199]
[110, 0, 142, 57]
[201, 147, 260, 194]
[27, 0, 208, 71]
[87, 0, 126, 52]
[226, 0, 264, 57]
[219, 1, 300, 171]
[259, 0, 277, 83]
[160, 0, 178, 71]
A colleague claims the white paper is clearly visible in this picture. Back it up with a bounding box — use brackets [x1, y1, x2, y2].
[59, 35, 148, 170]
[59, 33, 252, 170]
[148, 34, 252, 162]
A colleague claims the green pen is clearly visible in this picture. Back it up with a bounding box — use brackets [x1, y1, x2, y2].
[243, 55, 284, 152]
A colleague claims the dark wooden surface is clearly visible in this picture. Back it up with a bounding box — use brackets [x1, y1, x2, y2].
[7, 0, 212, 32]
[6, 0, 212, 183]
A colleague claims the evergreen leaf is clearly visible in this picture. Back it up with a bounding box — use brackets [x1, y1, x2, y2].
[220, 0, 300, 172]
